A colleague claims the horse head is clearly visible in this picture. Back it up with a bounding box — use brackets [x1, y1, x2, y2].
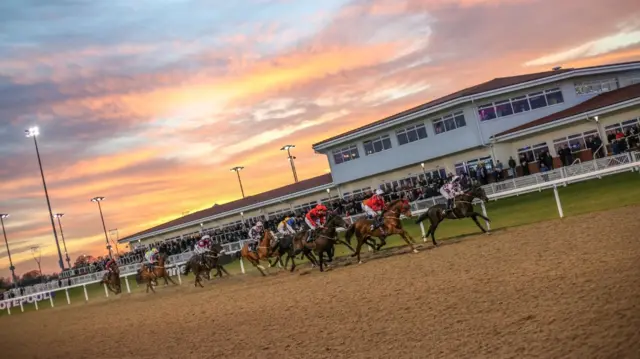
[326, 212, 348, 229]
[469, 184, 489, 202]
[388, 198, 412, 218]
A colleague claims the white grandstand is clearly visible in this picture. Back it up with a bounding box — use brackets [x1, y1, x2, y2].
[116, 60, 640, 248]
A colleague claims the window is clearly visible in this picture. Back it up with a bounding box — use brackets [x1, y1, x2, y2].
[574, 78, 618, 95]
[528, 92, 547, 109]
[343, 187, 370, 199]
[454, 156, 494, 174]
[478, 88, 563, 121]
[433, 111, 467, 134]
[419, 167, 446, 181]
[517, 142, 549, 161]
[396, 123, 428, 145]
[363, 135, 392, 155]
[553, 130, 599, 153]
[332, 144, 359, 164]
[605, 118, 640, 137]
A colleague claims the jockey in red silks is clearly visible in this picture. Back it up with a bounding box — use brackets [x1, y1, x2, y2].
[105, 258, 118, 274]
[304, 204, 327, 242]
[362, 189, 387, 231]
[440, 175, 464, 214]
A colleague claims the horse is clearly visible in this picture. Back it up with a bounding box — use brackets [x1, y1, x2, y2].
[414, 184, 491, 246]
[344, 198, 418, 263]
[184, 244, 232, 287]
[135, 252, 178, 293]
[305, 213, 350, 272]
[210, 243, 231, 278]
[239, 229, 278, 276]
[101, 268, 121, 295]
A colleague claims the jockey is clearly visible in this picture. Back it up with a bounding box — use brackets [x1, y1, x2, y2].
[105, 258, 118, 275]
[304, 204, 327, 242]
[144, 248, 159, 272]
[362, 189, 386, 231]
[277, 216, 296, 236]
[248, 221, 264, 252]
[194, 235, 212, 266]
[440, 175, 464, 214]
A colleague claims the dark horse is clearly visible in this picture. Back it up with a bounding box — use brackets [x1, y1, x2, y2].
[344, 198, 418, 263]
[304, 213, 350, 272]
[135, 252, 178, 293]
[414, 184, 491, 246]
[183, 245, 231, 287]
[268, 233, 317, 272]
[101, 267, 121, 295]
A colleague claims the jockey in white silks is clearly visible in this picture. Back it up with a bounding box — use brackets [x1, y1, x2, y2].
[144, 248, 159, 272]
[248, 222, 264, 252]
[440, 175, 464, 214]
[194, 235, 212, 266]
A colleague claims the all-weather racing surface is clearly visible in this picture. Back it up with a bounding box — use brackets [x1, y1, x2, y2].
[2, 206, 639, 359]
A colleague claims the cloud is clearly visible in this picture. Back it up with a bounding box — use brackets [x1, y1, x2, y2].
[524, 29, 640, 67]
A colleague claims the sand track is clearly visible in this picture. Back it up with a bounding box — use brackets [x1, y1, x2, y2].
[2, 206, 640, 359]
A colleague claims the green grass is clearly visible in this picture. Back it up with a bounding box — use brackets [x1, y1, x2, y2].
[2, 172, 639, 317]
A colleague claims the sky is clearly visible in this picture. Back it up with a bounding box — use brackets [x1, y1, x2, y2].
[1, 0, 639, 277]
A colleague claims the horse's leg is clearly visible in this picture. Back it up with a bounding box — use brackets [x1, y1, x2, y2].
[470, 214, 489, 234]
[335, 238, 355, 253]
[353, 235, 365, 263]
[288, 252, 297, 272]
[318, 248, 324, 272]
[220, 265, 230, 276]
[389, 228, 417, 253]
[429, 218, 443, 246]
[247, 256, 266, 276]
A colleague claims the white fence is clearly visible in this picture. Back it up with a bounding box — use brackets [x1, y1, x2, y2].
[2, 152, 639, 315]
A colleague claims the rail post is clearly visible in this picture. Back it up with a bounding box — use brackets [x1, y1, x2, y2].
[83, 284, 89, 302]
[175, 265, 182, 284]
[125, 276, 131, 293]
[6, 305, 10, 315]
[65, 288, 70, 305]
[49, 293, 54, 308]
[239, 257, 245, 274]
[19, 300, 24, 312]
[34, 297, 38, 311]
[553, 184, 564, 218]
[480, 201, 491, 230]
[419, 222, 427, 242]
[103, 283, 109, 297]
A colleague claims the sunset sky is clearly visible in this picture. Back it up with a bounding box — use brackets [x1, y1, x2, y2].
[1, 0, 639, 277]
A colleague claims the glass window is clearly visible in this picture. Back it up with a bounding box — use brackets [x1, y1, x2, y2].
[511, 96, 530, 113]
[454, 162, 466, 175]
[495, 100, 513, 117]
[332, 144, 360, 164]
[363, 135, 392, 155]
[575, 78, 618, 95]
[396, 123, 428, 145]
[518, 142, 549, 161]
[544, 88, 564, 105]
[433, 111, 467, 134]
[528, 92, 547, 109]
[478, 104, 497, 121]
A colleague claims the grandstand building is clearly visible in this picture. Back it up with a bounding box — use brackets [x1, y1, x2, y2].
[119, 60, 640, 248]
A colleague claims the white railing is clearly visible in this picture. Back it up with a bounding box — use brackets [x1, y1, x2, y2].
[3, 152, 639, 315]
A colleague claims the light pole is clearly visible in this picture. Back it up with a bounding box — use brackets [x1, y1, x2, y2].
[90, 197, 113, 259]
[109, 228, 120, 256]
[54, 213, 72, 269]
[230, 166, 245, 198]
[25, 126, 65, 271]
[0, 214, 18, 287]
[420, 162, 427, 181]
[280, 145, 299, 183]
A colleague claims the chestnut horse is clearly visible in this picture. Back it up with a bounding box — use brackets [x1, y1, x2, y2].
[135, 252, 178, 293]
[344, 198, 418, 263]
[101, 266, 121, 294]
[240, 230, 278, 276]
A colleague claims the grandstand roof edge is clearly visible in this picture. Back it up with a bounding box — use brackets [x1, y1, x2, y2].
[312, 60, 640, 151]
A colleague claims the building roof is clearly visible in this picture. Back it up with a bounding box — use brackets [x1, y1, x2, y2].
[312, 61, 640, 148]
[119, 173, 333, 242]
[494, 83, 640, 138]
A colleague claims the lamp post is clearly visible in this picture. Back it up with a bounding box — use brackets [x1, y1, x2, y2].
[109, 228, 120, 256]
[0, 214, 18, 287]
[25, 126, 65, 271]
[230, 166, 246, 198]
[90, 197, 113, 259]
[280, 145, 299, 183]
[420, 162, 427, 180]
[54, 213, 72, 269]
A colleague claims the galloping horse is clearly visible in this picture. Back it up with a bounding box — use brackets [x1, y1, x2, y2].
[101, 266, 121, 295]
[136, 252, 178, 293]
[345, 198, 418, 263]
[184, 244, 231, 287]
[306, 214, 350, 272]
[240, 230, 278, 276]
[415, 184, 491, 246]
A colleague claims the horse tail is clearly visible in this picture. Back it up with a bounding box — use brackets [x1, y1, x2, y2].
[344, 223, 356, 246]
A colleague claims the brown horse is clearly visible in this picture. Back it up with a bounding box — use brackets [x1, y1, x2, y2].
[184, 246, 231, 287]
[415, 184, 491, 246]
[136, 252, 178, 293]
[306, 214, 350, 272]
[240, 230, 278, 276]
[101, 268, 121, 294]
[344, 198, 418, 263]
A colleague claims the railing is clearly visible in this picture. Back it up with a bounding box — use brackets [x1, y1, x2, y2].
[3, 151, 639, 314]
